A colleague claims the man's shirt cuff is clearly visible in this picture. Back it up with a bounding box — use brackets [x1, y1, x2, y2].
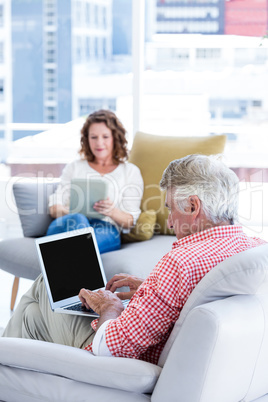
[92, 320, 113, 356]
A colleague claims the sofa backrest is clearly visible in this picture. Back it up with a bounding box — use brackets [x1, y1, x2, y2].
[129, 132, 226, 234]
[158, 242, 268, 367]
[153, 293, 268, 402]
[153, 243, 268, 401]
[158, 243, 268, 367]
[13, 179, 59, 237]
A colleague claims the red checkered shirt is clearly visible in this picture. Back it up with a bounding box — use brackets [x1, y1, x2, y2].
[85, 225, 265, 364]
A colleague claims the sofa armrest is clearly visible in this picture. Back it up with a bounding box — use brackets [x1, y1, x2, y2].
[153, 295, 268, 402]
[13, 179, 59, 237]
[0, 338, 161, 394]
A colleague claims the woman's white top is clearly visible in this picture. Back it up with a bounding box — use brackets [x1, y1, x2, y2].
[48, 159, 144, 231]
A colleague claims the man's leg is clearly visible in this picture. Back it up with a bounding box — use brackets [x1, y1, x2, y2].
[3, 274, 95, 349]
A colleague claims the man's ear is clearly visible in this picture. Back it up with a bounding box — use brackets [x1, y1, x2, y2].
[189, 196, 201, 216]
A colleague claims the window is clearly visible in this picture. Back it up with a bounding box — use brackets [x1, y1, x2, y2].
[75, 36, 82, 63]
[0, 4, 3, 27]
[94, 5, 99, 27]
[252, 100, 262, 108]
[196, 48, 221, 59]
[94, 37, 98, 58]
[78, 98, 116, 116]
[157, 6, 219, 19]
[0, 42, 3, 63]
[0, 79, 4, 100]
[75, 1, 82, 26]
[102, 38, 107, 58]
[44, 106, 57, 123]
[85, 3, 90, 26]
[85, 37, 91, 61]
[102, 6, 107, 29]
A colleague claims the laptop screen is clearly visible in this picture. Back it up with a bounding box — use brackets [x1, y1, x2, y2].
[39, 232, 105, 302]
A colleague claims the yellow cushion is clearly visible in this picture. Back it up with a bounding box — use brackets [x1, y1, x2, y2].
[122, 210, 157, 243]
[129, 132, 226, 235]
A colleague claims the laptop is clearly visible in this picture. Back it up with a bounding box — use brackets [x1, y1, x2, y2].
[69, 178, 109, 219]
[35, 227, 107, 317]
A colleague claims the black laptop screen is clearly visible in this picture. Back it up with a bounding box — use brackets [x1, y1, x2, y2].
[39, 232, 105, 302]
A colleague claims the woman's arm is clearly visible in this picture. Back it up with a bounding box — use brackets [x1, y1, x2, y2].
[110, 207, 134, 229]
[93, 163, 144, 229]
[49, 204, 69, 218]
[48, 162, 75, 218]
[93, 198, 134, 229]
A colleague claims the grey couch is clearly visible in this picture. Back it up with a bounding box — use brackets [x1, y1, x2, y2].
[0, 179, 175, 296]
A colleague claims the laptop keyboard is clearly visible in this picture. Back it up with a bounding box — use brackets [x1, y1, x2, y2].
[65, 299, 130, 314]
[65, 303, 95, 314]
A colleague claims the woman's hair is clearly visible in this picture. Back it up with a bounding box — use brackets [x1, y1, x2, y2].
[79, 109, 128, 164]
[160, 154, 239, 224]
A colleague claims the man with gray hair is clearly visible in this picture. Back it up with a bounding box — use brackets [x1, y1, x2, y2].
[3, 154, 265, 365]
[160, 153, 239, 237]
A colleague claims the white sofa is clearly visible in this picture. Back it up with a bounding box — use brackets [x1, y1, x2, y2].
[1, 243, 268, 401]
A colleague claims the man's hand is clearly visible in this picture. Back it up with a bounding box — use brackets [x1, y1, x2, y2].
[78, 289, 124, 331]
[78, 288, 124, 316]
[106, 273, 144, 300]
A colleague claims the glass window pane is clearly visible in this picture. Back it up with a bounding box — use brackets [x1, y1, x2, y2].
[144, 0, 268, 171]
[1, 0, 133, 167]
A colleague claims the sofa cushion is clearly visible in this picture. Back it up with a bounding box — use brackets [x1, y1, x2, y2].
[0, 338, 161, 395]
[158, 243, 268, 366]
[13, 180, 59, 237]
[129, 132, 226, 234]
[121, 210, 156, 243]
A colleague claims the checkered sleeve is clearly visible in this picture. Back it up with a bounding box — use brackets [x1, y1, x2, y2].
[104, 252, 183, 359]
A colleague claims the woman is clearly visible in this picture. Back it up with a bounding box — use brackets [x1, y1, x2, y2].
[46, 110, 144, 253]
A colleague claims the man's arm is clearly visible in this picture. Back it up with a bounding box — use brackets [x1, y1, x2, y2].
[79, 274, 144, 331]
[81, 255, 181, 360]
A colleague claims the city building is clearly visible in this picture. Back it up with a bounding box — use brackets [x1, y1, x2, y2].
[148, 0, 268, 37]
[153, 0, 225, 35]
[225, 0, 268, 37]
[2, 0, 113, 144]
[145, 34, 268, 124]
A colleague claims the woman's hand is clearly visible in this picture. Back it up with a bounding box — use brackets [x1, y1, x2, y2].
[93, 197, 114, 217]
[93, 198, 134, 229]
[106, 273, 145, 300]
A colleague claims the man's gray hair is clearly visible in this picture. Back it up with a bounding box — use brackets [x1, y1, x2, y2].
[160, 154, 239, 224]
